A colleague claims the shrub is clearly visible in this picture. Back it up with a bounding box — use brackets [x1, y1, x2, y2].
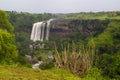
[0, 30, 18, 64]
[83, 67, 104, 80]
[99, 53, 120, 79]
[54, 43, 96, 77]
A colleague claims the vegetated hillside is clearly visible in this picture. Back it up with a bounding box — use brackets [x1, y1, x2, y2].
[0, 66, 80, 80]
[5, 11, 120, 79]
[7, 11, 120, 56]
[7, 11, 58, 55]
[8, 11, 120, 41]
[64, 11, 120, 20]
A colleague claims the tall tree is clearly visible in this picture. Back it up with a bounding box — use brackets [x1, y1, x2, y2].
[0, 10, 14, 32]
[0, 10, 18, 64]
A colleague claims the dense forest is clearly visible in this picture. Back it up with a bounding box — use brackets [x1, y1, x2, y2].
[0, 10, 120, 79]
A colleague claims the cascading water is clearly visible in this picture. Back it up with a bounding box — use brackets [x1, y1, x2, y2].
[30, 19, 54, 42]
[46, 19, 54, 40]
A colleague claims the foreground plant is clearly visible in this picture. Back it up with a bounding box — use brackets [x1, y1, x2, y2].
[54, 42, 97, 77]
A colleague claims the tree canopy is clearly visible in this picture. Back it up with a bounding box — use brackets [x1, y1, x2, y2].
[0, 10, 14, 32]
[0, 10, 18, 64]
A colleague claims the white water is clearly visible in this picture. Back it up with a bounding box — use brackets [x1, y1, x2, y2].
[30, 19, 54, 41]
[46, 19, 54, 40]
[32, 61, 43, 69]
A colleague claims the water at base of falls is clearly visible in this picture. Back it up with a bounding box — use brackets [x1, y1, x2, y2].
[30, 19, 54, 42]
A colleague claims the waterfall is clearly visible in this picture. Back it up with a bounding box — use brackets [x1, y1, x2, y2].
[30, 19, 54, 42]
[46, 19, 54, 40]
[30, 22, 45, 41]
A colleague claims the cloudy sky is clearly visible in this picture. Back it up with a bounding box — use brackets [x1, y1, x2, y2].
[0, 0, 120, 13]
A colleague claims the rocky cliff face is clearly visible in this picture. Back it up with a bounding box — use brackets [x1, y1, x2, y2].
[49, 19, 108, 40]
[50, 19, 72, 40]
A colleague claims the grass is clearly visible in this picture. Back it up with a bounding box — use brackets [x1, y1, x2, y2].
[0, 65, 81, 80]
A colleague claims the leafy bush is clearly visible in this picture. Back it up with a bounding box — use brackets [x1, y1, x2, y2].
[99, 53, 120, 79]
[83, 67, 104, 80]
[40, 62, 54, 70]
[15, 56, 32, 67]
[0, 10, 18, 64]
[107, 54, 120, 79]
[92, 21, 120, 54]
[0, 29, 17, 64]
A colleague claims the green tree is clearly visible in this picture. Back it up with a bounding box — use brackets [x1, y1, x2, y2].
[106, 21, 120, 53]
[89, 21, 120, 79]
[99, 53, 120, 79]
[0, 30, 18, 63]
[0, 10, 18, 64]
[0, 10, 14, 32]
[93, 32, 113, 54]
[91, 21, 120, 54]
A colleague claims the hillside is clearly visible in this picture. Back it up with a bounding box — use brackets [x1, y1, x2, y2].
[7, 11, 120, 58]
[0, 10, 120, 80]
[64, 12, 120, 20]
[0, 66, 80, 80]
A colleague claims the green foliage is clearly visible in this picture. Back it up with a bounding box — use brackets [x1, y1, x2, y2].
[99, 53, 120, 79]
[83, 67, 104, 80]
[41, 62, 54, 70]
[99, 54, 112, 69]
[0, 10, 14, 31]
[7, 11, 57, 30]
[0, 29, 18, 64]
[89, 21, 120, 79]
[113, 55, 120, 78]
[69, 19, 108, 43]
[15, 56, 31, 67]
[4, 10, 120, 79]
[7, 11, 57, 56]
[0, 66, 81, 80]
[0, 10, 18, 64]
[65, 11, 120, 20]
[108, 54, 120, 79]
[106, 21, 120, 53]
[90, 21, 120, 54]
[93, 32, 113, 53]
[15, 32, 31, 56]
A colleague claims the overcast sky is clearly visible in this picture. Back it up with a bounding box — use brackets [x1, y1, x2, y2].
[0, 0, 120, 13]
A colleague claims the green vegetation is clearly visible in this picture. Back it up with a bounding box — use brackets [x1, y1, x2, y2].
[0, 30, 18, 64]
[65, 12, 120, 20]
[54, 43, 96, 77]
[83, 67, 104, 80]
[0, 10, 120, 79]
[7, 11, 57, 56]
[53, 13, 120, 79]
[88, 21, 120, 79]
[90, 21, 120, 54]
[0, 10, 14, 31]
[0, 10, 18, 64]
[0, 66, 80, 80]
